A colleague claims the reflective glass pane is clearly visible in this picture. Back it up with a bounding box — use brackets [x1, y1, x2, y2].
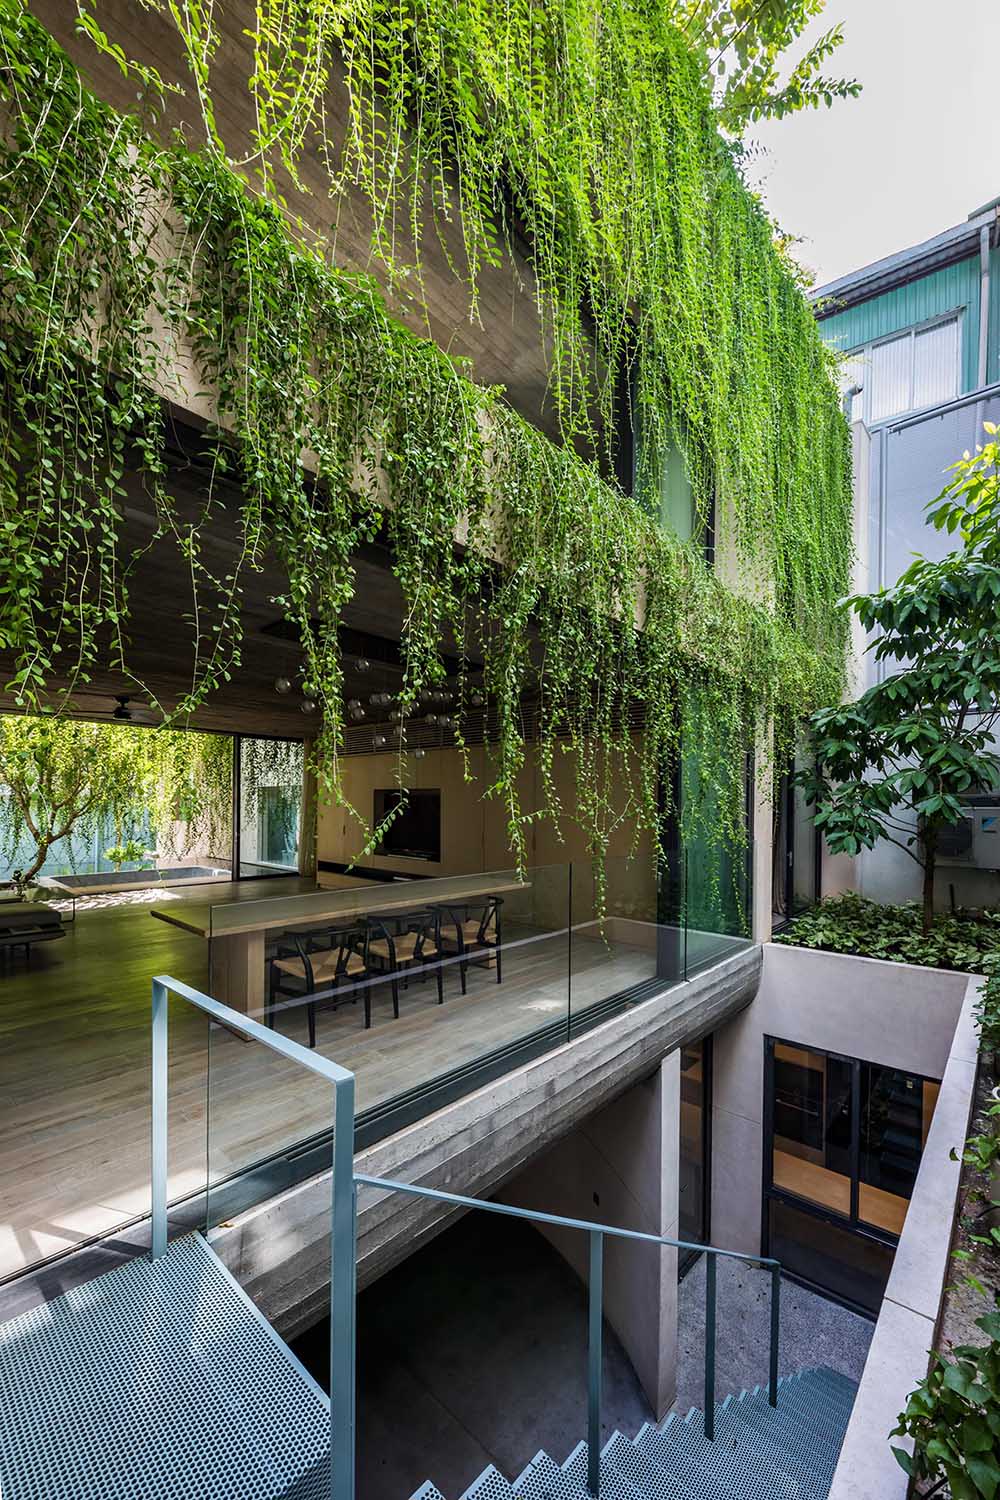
[859, 1064, 938, 1234]
[658, 443, 695, 543]
[869, 333, 911, 422]
[791, 751, 818, 913]
[768, 1199, 893, 1315]
[913, 319, 959, 411]
[771, 1043, 852, 1216]
[239, 737, 304, 876]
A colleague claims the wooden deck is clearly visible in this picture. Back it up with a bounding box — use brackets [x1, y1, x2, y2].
[0, 885, 658, 1280]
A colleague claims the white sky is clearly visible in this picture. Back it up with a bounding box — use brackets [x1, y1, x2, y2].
[745, 0, 1000, 288]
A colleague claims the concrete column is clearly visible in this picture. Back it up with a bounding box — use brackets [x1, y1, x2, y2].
[297, 735, 318, 879]
[502, 1054, 681, 1419]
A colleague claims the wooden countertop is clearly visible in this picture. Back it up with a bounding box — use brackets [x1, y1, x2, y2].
[150, 872, 528, 940]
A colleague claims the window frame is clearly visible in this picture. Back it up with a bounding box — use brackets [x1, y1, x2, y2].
[761, 1035, 940, 1312]
[843, 308, 963, 427]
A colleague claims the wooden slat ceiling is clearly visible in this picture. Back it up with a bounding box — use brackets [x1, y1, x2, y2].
[26, 0, 606, 454]
[0, 432, 495, 742]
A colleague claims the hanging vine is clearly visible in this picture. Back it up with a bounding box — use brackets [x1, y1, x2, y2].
[0, 2, 852, 917]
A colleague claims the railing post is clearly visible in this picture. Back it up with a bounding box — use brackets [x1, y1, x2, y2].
[587, 1229, 603, 1497]
[704, 1254, 716, 1440]
[151, 978, 169, 1259]
[331, 1073, 357, 1500]
[769, 1262, 780, 1408]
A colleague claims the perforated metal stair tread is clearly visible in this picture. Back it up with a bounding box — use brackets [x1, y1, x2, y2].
[0, 1233, 330, 1500]
[415, 1366, 857, 1500]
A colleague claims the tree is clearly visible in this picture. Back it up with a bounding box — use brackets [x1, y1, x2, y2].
[674, 0, 861, 129]
[801, 429, 1000, 933]
[0, 716, 232, 883]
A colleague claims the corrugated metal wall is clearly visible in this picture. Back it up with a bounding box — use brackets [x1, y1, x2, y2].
[820, 256, 983, 393]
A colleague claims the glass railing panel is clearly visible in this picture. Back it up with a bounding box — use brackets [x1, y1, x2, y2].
[0, 957, 212, 1283]
[205, 1005, 335, 1229]
[680, 846, 754, 978]
[205, 862, 570, 1147]
[569, 855, 669, 1028]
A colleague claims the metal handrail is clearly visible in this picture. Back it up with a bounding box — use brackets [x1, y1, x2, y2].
[356, 1173, 781, 1494]
[150, 976, 781, 1500]
[150, 976, 358, 1500]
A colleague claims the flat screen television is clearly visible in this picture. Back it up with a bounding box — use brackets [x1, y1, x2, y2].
[374, 788, 441, 862]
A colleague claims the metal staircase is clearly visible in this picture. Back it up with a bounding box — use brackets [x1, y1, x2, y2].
[0, 1233, 331, 1499]
[410, 1368, 857, 1500]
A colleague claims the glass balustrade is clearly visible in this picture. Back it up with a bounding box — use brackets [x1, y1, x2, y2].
[1, 853, 753, 1281]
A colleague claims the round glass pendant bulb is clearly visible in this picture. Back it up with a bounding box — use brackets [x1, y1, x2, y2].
[414, 747, 426, 759]
[357, 657, 370, 672]
[373, 734, 387, 748]
[471, 692, 484, 707]
[301, 698, 317, 713]
[438, 714, 451, 728]
[418, 687, 433, 703]
[274, 676, 292, 695]
[424, 713, 437, 725]
[350, 708, 366, 721]
[347, 698, 362, 710]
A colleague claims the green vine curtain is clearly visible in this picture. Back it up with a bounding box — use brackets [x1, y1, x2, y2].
[0, 1, 852, 896]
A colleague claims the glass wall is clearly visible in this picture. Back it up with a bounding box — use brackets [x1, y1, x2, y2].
[237, 736, 304, 876]
[772, 751, 819, 930]
[764, 1037, 939, 1314]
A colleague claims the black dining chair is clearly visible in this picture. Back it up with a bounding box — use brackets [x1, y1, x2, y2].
[435, 894, 503, 993]
[269, 922, 376, 1040]
[365, 907, 444, 1009]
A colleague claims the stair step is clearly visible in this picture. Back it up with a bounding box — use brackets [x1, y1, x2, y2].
[638, 1410, 802, 1500]
[513, 1451, 582, 1499]
[768, 1376, 858, 1443]
[559, 1439, 646, 1500]
[461, 1464, 516, 1500]
[730, 1377, 853, 1448]
[713, 1401, 844, 1497]
[790, 1369, 859, 1426]
[408, 1367, 858, 1500]
[599, 1429, 700, 1499]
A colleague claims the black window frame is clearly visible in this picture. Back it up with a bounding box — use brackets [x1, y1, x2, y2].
[761, 1035, 939, 1317]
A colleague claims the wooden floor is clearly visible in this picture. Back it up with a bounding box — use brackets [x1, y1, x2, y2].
[0, 888, 657, 1280]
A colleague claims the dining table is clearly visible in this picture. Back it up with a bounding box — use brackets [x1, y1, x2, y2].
[150, 872, 528, 1015]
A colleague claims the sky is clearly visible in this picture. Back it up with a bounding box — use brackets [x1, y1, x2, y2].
[745, 0, 1000, 288]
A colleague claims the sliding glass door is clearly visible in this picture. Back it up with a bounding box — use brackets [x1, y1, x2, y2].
[763, 1037, 939, 1314]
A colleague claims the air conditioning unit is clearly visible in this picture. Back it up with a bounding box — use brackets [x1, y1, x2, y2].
[938, 799, 1000, 870]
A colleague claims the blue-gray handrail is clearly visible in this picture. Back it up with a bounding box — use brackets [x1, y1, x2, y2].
[354, 1175, 781, 1494]
[150, 976, 358, 1500]
[150, 977, 781, 1500]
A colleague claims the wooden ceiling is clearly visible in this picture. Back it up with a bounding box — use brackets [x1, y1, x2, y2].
[0, 430, 489, 741]
[27, 0, 606, 454]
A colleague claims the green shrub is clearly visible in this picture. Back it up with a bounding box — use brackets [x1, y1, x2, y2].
[892, 1312, 1000, 1500]
[774, 892, 1000, 974]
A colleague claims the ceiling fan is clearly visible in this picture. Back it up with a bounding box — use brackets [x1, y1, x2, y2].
[109, 694, 158, 724]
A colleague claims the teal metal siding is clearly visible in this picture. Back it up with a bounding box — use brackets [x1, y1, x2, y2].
[820, 255, 981, 393]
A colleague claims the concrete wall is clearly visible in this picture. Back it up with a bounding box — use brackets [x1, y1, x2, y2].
[211, 944, 760, 1342]
[828, 976, 981, 1500]
[502, 1056, 681, 1419]
[711, 943, 970, 1256]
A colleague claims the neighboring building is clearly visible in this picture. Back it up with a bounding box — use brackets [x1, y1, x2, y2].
[814, 200, 1000, 909]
